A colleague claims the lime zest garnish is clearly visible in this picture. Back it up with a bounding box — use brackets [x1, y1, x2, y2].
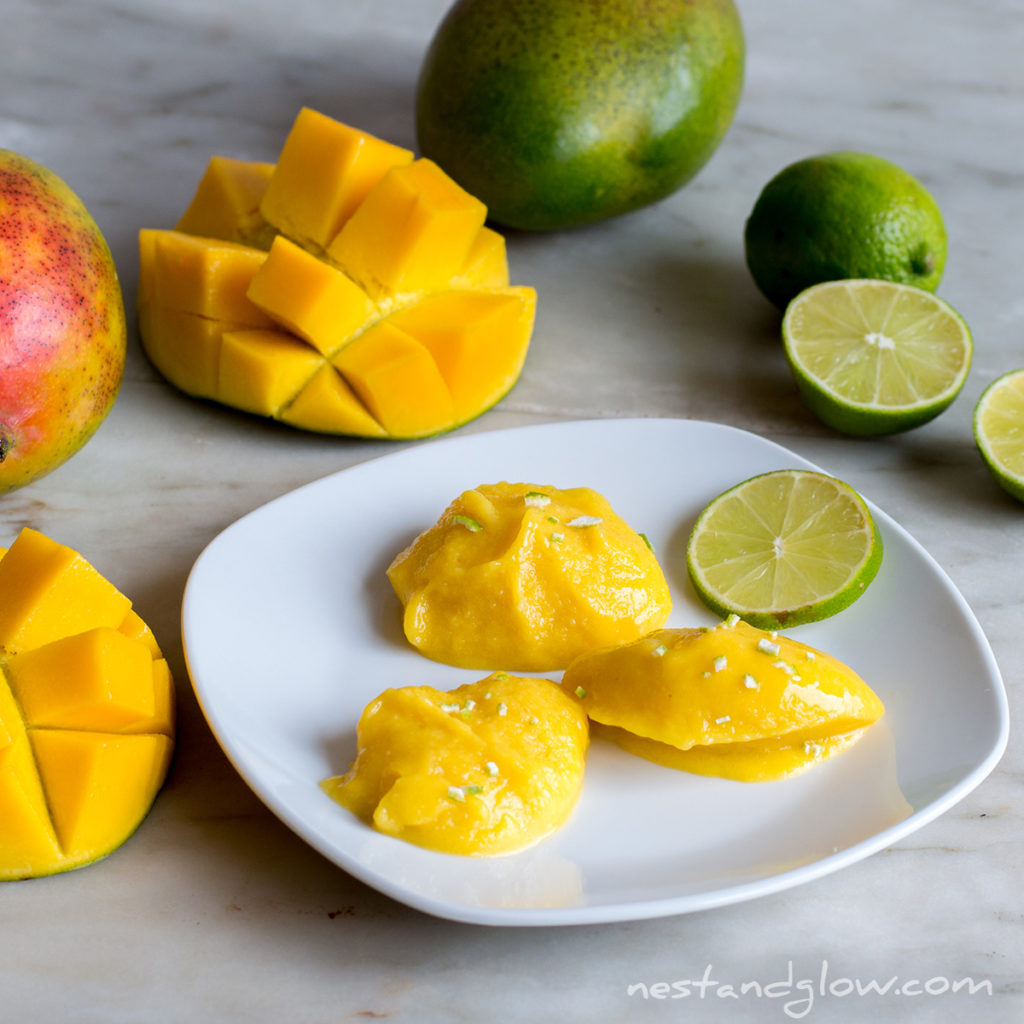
[524, 491, 551, 507]
[713, 655, 727, 672]
[715, 715, 731, 725]
[440, 702, 460, 713]
[722, 614, 741, 629]
[547, 515, 560, 524]
[452, 514, 482, 532]
[651, 644, 668, 657]
[497, 702, 508, 716]
[464, 785, 484, 796]
[550, 532, 564, 543]
[567, 515, 602, 528]
[485, 761, 499, 777]
[757, 638, 781, 657]
[447, 785, 466, 802]
[743, 674, 759, 690]
[640, 532, 654, 551]
[574, 686, 588, 699]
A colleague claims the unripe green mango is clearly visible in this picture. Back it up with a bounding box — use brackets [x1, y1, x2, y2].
[416, 0, 745, 231]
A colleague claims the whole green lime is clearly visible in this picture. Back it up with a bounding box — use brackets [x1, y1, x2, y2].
[415, 0, 745, 231]
[744, 152, 947, 310]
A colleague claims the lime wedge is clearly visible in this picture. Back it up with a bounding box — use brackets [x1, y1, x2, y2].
[974, 368, 1024, 503]
[686, 469, 883, 628]
[782, 279, 972, 435]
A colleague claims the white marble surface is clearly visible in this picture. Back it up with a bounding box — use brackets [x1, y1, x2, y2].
[2, 0, 1022, 1020]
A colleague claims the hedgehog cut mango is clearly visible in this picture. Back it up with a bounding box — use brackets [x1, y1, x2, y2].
[137, 108, 536, 440]
[0, 529, 174, 880]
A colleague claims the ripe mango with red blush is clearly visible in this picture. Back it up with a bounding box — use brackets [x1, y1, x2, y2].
[0, 151, 126, 494]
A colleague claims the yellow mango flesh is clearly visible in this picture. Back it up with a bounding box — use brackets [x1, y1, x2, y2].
[453, 226, 509, 289]
[387, 483, 673, 671]
[137, 303, 242, 400]
[331, 319, 456, 438]
[137, 109, 531, 440]
[175, 156, 276, 249]
[246, 235, 378, 356]
[0, 527, 132, 655]
[218, 329, 324, 417]
[320, 674, 588, 856]
[388, 288, 536, 423]
[561, 619, 884, 781]
[327, 158, 487, 302]
[259, 107, 413, 253]
[278, 363, 387, 438]
[0, 528, 174, 880]
[144, 230, 272, 326]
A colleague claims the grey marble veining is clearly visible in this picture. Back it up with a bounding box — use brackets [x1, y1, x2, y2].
[1, 0, 1022, 1020]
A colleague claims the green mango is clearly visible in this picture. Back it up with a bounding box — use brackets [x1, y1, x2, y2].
[416, 0, 745, 231]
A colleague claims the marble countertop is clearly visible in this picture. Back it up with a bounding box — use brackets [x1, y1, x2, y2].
[2, 0, 1021, 1020]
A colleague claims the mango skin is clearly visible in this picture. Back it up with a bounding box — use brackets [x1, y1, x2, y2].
[0, 151, 126, 493]
[416, 0, 745, 230]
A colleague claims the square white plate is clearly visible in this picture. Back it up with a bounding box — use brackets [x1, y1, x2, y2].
[181, 418, 1008, 926]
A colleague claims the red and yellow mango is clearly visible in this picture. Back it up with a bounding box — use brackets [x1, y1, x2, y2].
[0, 151, 126, 494]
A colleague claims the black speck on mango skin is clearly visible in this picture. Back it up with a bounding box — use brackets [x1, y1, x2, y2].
[0, 150, 126, 493]
[416, 0, 745, 230]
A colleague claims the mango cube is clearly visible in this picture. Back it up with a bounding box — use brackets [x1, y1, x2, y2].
[218, 329, 325, 417]
[332, 320, 455, 438]
[388, 288, 536, 422]
[175, 156, 276, 248]
[246, 235, 377, 356]
[30, 731, 174, 859]
[260, 107, 413, 252]
[0, 528, 175, 880]
[279, 363, 387, 437]
[327, 159, 487, 300]
[137, 304, 243, 400]
[145, 231, 272, 326]
[5, 628, 156, 731]
[454, 227, 510, 289]
[0, 528, 131, 655]
[0, 735, 62, 871]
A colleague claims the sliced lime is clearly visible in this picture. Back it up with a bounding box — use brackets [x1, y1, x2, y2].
[686, 469, 883, 628]
[974, 368, 1024, 503]
[782, 279, 972, 435]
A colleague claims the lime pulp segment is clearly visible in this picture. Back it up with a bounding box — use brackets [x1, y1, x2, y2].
[687, 469, 883, 628]
[782, 279, 972, 435]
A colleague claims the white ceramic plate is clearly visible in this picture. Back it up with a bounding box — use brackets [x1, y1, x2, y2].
[182, 418, 1008, 926]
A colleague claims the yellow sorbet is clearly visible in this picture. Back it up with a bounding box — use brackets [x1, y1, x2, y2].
[386, 482, 672, 671]
[320, 673, 588, 856]
[561, 618, 884, 781]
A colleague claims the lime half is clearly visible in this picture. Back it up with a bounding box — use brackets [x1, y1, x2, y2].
[687, 469, 883, 628]
[782, 279, 972, 435]
[974, 369, 1024, 503]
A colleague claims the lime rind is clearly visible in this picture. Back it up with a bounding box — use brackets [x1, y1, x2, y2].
[974, 368, 1024, 504]
[686, 469, 883, 629]
[782, 279, 972, 436]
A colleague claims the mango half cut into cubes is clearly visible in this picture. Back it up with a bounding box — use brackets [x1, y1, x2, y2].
[136, 108, 535, 440]
[0, 529, 174, 880]
[561, 618, 884, 782]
